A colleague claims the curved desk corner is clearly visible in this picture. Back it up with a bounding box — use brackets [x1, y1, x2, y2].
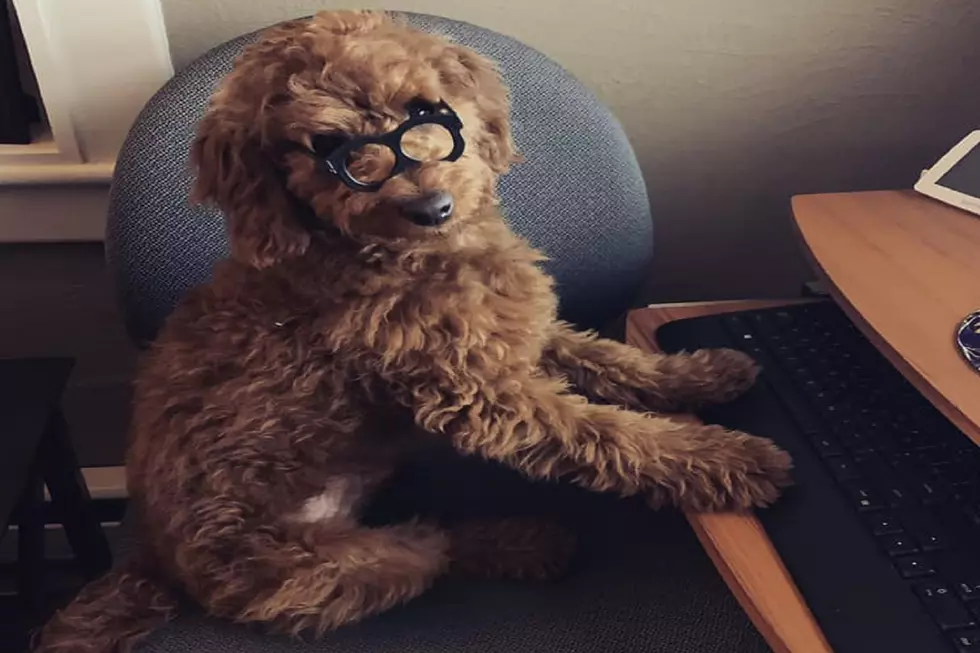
[791, 190, 980, 444]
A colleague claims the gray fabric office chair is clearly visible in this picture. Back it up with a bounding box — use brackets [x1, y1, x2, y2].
[104, 13, 768, 653]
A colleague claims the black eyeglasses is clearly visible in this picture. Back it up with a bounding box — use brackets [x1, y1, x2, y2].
[307, 100, 465, 192]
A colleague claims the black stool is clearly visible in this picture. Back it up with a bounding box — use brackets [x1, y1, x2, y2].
[1, 358, 112, 621]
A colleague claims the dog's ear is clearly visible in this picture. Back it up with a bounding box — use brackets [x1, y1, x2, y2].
[451, 47, 518, 173]
[191, 108, 310, 269]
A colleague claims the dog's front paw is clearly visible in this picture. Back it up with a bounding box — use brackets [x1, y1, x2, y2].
[651, 427, 792, 512]
[719, 432, 793, 509]
[449, 517, 576, 581]
[685, 348, 760, 405]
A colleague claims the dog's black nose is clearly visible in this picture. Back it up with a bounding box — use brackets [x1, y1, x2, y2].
[402, 191, 454, 227]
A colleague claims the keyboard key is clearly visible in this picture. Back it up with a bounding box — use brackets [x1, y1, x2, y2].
[826, 456, 861, 482]
[856, 455, 911, 507]
[866, 511, 904, 535]
[948, 437, 980, 455]
[963, 508, 980, 535]
[838, 430, 879, 454]
[951, 628, 980, 652]
[810, 433, 844, 458]
[800, 377, 820, 392]
[956, 483, 980, 505]
[878, 533, 919, 556]
[842, 482, 885, 511]
[956, 580, 980, 602]
[883, 450, 926, 479]
[914, 527, 948, 552]
[918, 446, 955, 467]
[914, 478, 950, 506]
[914, 581, 976, 630]
[901, 511, 949, 552]
[947, 463, 980, 487]
[773, 310, 794, 326]
[818, 403, 842, 419]
[911, 432, 939, 450]
[934, 506, 980, 544]
[895, 554, 936, 579]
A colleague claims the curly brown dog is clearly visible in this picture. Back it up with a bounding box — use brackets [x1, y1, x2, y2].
[36, 10, 791, 652]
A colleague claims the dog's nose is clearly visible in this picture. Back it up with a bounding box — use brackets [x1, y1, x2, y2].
[402, 191, 454, 227]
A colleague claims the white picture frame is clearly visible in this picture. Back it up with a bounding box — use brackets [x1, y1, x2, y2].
[914, 130, 980, 217]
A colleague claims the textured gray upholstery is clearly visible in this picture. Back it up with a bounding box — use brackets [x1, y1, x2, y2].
[106, 13, 767, 653]
[137, 474, 769, 653]
[106, 12, 652, 345]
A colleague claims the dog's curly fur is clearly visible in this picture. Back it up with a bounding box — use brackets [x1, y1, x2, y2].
[36, 11, 791, 652]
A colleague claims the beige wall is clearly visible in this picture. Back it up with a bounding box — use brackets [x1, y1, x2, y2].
[161, 0, 980, 301]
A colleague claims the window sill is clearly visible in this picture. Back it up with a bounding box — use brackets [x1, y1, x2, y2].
[0, 161, 114, 186]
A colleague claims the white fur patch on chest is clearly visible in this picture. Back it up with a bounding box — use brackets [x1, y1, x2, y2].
[292, 476, 364, 524]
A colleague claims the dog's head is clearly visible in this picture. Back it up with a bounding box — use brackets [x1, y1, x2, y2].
[191, 11, 517, 268]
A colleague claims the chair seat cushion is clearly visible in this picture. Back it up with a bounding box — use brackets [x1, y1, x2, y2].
[134, 456, 766, 653]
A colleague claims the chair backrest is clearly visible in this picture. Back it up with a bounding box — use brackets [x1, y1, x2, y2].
[105, 13, 653, 345]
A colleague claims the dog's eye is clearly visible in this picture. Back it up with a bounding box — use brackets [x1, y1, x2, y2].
[406, 98, 439, 116]
[312, 133, 348, 156]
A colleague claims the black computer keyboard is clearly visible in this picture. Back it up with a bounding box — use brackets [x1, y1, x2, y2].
[657, 301, 980, 653]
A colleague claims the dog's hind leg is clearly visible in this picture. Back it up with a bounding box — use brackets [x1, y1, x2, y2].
[178, 510, 450, 637]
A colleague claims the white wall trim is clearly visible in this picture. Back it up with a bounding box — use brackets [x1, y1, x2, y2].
[0, 184, 111, 241]
[6, 0, 82, 164]
[0, 160, 114, 186]
[0, 0, 173, 187]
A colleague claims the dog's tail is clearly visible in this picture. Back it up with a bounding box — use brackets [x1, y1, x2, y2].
[33, 556, 177, 653]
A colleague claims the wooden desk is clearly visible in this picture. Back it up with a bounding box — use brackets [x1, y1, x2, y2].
[626, 190, 980, 652]
[793, 190, 980, 445]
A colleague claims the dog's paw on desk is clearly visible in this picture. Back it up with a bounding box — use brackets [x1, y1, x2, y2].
[645, 424, 793, 513]
[681, 348, 761, 406]
[634, 348, 761, 413]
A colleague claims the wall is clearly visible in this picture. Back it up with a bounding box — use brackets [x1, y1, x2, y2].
[161, 0, 980, 301]
[0, 185, 109, 240]
[0, 242, 137, 465]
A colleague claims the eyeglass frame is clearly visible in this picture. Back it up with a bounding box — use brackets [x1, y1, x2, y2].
[307, 100, 466, 193]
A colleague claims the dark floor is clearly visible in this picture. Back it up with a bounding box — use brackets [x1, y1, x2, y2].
[0, 518, 131, 651]
[0, 242, 137, 467]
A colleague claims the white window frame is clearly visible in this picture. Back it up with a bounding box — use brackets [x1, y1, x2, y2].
[0, 0, 173, 185]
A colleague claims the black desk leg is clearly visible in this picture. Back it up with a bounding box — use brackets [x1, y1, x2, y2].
[40, 410, 113, 578]
[17, 460, 45, 619]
